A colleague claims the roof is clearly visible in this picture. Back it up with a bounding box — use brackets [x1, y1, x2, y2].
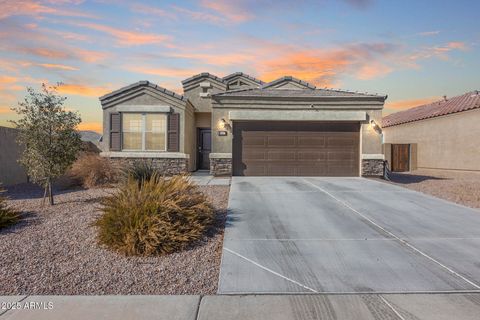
[213, 87, 387, 99]
[181, 72, 226, 85]
[382, 91, 480, 128]
[262, 76, 316, 89]
[223, 72, 265, 85]
[99, 81, 185, 102]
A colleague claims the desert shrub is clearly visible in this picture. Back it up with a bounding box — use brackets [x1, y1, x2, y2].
[96, 174, 214, 256]
[122, 160, 159, 184]
[0, 185, 20, 229]
[69, 153, 119, 188]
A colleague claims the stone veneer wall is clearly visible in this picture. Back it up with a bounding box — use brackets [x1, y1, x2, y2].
[362, 159, 384, 176]
[210, 158, 232, 176]
[109, 157, 188, 176]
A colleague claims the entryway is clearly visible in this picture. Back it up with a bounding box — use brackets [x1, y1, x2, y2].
[197, 128, 211, 170]
[391, 144, 410, 172]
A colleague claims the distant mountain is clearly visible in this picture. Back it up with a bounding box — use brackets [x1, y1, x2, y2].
[79, 130, 102, 143]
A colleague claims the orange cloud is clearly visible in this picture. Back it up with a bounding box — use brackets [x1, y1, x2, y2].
[57, 83, 111, 97]
[37, 63, 79, 71]
[0, 76, 18, 84]
[75, 49, 109, 63]
[131, 3, 177, 19]
[127, 66, 202, 78]
[168, 52, 253, 66]
[385, 97, 440, 112]
[74, 22, 172, 46]
[77, 121, 102, 133]
[0, 0, 96, 20]
[200, 0, 254, 23]
[355, 62, 393, 80]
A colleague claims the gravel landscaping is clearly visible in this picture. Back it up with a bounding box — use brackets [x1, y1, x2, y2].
[0, 183, 229, 295]
[381, 169, 480, 208]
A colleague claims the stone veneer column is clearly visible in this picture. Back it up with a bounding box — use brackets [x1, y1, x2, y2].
[361, 158, 385, 176]
[209, 153, 232, 176]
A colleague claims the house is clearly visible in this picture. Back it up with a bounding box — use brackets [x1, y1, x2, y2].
[99, 72, 387, 176]
[382, 90, 480, 172]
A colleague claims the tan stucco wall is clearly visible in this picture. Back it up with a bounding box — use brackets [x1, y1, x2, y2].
[0, 127, 28, 185]
[383, 109, 480, 171]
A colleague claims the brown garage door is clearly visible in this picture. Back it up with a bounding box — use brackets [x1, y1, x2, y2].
[232, 121, 360, 176]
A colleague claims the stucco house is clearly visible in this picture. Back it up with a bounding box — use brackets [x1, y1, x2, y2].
[99, 72, 387, 176]
[382, 90, 480, 172]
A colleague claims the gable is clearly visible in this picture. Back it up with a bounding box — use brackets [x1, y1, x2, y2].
[223, 72, 264, 90]
[101, 86, 186, 110]
[262, 76, 316, 90]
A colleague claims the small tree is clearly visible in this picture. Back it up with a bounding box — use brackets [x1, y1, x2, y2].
[11, 84, 82, 205]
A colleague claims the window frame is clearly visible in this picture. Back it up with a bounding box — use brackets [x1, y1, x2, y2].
[121, 112, 168, 152]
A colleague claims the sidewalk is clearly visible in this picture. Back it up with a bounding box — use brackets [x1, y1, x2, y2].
[2, 294, 480, 319]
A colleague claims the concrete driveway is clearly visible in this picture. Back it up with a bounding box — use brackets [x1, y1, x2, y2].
[218, 177, 480, 294]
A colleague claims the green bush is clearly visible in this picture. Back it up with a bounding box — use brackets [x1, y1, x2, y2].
[0, 185, 20, 229]
[96, 174, 214, 256]
[122, 161, 159, 184]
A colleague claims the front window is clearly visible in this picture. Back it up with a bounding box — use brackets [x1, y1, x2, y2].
[122, 113, 167, 151]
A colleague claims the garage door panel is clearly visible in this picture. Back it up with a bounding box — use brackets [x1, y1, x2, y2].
[327, 136, 358, 148]
[267, 136, 296, 147]
[243, 150, 267, 160]
[243, 136, 266, 147]
[233, 121, 359, 176]
[297, 151, 327, 161]
[268, 150, 296, 160]
[328, 151, 356, 161]
[297, 136, 326, 147]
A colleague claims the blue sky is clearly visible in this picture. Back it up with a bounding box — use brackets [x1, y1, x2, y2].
[0, 0, 479, 132]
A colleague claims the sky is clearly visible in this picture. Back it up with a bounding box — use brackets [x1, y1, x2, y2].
[0, 0, 479, 133]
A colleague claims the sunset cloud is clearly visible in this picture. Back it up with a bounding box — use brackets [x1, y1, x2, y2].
[74, 22, 172, 46]
[37, 63, 79, 71]
[57, 83, 111, 97]
[200, 0, 254, 23]
[0, 106, 13, 114]
[0, 0, 96, 20]
[126, 66, 203, 78]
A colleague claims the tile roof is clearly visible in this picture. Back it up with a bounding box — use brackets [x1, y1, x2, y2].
[223, 72, 265, 85]
[99, 80, 185, 102]
[382, 90, 480, 128]
[262, 76, 316, 89]
[181, 72, 226, 85]
[213, 87, 386, 99]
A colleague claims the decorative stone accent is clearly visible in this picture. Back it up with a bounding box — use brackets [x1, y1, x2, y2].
[109, 157, 188, 176]
[362, 159, 384, 176]
[210, 158, 232, 176]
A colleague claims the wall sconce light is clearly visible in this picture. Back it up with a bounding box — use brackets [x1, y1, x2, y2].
[370, 119, 382, 133]
[218, 118, 232, 131]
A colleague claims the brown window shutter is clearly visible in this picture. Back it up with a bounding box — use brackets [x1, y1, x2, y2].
[167, 113, 180, 152]
[110, 113, 121, 151]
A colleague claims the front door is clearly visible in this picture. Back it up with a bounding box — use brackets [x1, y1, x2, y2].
[197, 128, 211, 170]
[392, 144, 410, 172]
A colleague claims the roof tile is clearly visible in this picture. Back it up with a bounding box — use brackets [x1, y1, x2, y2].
[382, 91, 480, 127]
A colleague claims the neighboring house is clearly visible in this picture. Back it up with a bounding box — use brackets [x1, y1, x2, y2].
[0, 126, 28, 185]
[99, 72, 386, 176]
[382, 91, 480, 172]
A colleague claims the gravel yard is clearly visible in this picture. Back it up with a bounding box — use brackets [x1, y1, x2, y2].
[381, 169, 480, 208]
[0, 184, 229, 295]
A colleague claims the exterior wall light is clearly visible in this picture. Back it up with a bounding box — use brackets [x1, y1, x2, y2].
[218, 118, 232, 131]
[370, 119, 382, 133]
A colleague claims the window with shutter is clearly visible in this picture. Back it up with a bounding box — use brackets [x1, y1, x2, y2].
[167, 113, 180, 152]
[109, 113, 121, 151]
